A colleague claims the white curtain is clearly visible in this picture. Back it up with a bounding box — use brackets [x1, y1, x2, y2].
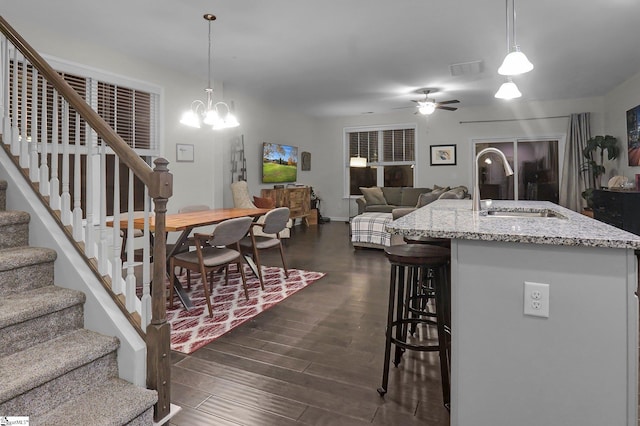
[559, 113, 591, 211]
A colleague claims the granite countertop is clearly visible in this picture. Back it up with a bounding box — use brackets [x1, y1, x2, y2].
[386, 199, 640, 249]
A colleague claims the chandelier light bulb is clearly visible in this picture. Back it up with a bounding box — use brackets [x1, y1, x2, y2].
[494, 78, 522, 99]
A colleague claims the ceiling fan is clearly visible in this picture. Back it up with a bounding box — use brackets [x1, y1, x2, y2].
[409, 89, 460, 115]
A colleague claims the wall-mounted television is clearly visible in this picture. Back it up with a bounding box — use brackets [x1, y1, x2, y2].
[262, 142, 298, 183]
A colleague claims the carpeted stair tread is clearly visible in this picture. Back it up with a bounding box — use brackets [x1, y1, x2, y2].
[0, 210, 30, 226]
[0, 329, 119, 403]
[37, 378, 157, 426]
[0, 246, 57, 272]
[0, 285, 85, 329]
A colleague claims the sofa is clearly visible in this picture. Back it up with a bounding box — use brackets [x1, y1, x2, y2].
[356, 185, 469, 215]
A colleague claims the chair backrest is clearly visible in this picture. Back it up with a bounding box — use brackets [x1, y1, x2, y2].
[178, 204, 210, 213]
[209, 216, 253, 247]
[230, 181, 257, 209]
[261, 207, 290, 235]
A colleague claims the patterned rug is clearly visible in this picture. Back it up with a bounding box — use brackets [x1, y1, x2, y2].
[167, 265, 326, 354]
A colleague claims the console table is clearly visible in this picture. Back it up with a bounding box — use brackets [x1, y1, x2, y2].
[592, 189, 640, 235]
[261, 187, 311, 225]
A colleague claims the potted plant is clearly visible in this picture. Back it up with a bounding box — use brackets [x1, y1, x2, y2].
[581, 135, 620, 208]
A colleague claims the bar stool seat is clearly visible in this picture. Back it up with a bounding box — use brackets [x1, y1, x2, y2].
[378, 243, 451, 410]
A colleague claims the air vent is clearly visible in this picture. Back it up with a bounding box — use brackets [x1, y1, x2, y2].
[449, 60, 484, 77]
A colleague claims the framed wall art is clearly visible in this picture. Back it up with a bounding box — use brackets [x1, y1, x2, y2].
[176, 144, 195, 162]
[430, 144, 457, 166]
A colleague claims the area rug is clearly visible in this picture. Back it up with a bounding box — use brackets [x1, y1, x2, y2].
[168, 265, 326, 354]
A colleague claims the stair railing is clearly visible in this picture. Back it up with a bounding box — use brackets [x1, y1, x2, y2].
[0, 16, 172, 421]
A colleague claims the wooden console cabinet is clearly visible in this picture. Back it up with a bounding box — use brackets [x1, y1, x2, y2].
[592, 189, 640, 235]
[261, 187, 311, 225]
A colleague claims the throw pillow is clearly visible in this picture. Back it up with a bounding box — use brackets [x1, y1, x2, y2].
[438, 186, 469, 200]
[253, 196, 275, 208]
[416, 187, 449, 208]
[360, 186, 387, 205]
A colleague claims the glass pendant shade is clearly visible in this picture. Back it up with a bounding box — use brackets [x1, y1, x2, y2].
[180, 110, 201, 128]
[498, 46, 534, 76]
[494, 78, 522, 99]
[349, 157, 367, 168]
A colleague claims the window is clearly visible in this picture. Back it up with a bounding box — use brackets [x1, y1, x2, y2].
[8, 55, 160, 215]
[473, 138, 560, 203]
[346, 125, 416, 196]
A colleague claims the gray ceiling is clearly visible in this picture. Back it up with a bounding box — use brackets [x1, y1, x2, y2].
[3, 0, 640, 117]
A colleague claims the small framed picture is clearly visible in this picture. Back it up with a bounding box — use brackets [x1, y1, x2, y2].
[176, 144, 195, 162]
[430, 144, 457, 166]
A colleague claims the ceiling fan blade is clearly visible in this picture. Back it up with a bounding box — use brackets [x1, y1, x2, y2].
[436, 106, 458, 111]
[438, 100, 460, 105]
[393, 105, 415, 110]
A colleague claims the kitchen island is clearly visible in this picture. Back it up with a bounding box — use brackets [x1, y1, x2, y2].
[387, 200, 640, 426]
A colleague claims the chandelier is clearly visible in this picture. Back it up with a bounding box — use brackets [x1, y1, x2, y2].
[180, 14, 239, 130]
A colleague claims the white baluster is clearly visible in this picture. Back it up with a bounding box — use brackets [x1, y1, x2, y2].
[49, 90, 60, 210]
[84, 123, 95, 258]
[111, 157, 122, 294]
[125, 168, 137, 312]
[98, 141, 108, 275]
[39, 78, 49, 196]
[72, 113, 83, 241]
[60, 102, 71, 225]
[1, 37, 9, 139]
[10, 48, 18, 154]
[19, 57, 27, 166]
[29, 67, 38, 181]
[141, 188, 152, 330]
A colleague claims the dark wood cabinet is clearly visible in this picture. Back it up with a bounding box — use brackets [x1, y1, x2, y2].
[261, 187, 311, 225]
[592, 189, 640, 235]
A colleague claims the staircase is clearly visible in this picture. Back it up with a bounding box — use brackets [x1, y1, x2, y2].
[0, 180, 157, 425]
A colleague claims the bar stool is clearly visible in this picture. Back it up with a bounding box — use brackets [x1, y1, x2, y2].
[377, 243, 451, 409]
[403, 235, 451, 249]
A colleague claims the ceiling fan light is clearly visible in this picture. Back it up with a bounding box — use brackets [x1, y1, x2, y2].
[498, 46, 534, 76]
[418, 101, 436, 115]
[180, 110, 201, 128]
[494, 78, 522, 99]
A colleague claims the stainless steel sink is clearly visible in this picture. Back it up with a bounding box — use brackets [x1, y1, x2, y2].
[484, 209, 566, 219]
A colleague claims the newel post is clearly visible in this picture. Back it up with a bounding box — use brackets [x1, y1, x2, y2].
[147, 157, 173, 422]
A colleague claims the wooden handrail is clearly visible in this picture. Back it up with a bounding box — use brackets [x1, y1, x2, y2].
[0, 15, 173, 421]
[0, 15, 153, 186]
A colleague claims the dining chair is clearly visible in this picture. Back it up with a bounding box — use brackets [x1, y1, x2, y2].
[169, 216, 253, 318]
[174, 204, 211, 287]
[239, 207, 290, 289]
[120, 211, 154, 262]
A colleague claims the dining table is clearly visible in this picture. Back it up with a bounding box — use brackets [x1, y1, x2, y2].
[112, 207, 271, 309]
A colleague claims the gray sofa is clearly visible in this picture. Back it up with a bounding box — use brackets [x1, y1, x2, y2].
[356, 185, 469, 215]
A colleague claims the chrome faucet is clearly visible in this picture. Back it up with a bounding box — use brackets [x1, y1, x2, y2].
[473, 147, 514, 211]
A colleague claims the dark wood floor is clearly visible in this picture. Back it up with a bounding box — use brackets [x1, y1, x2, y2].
[168, 221, 450, 425]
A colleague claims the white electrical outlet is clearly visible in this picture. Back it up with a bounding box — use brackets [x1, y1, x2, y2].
[524, 281, 549, 318]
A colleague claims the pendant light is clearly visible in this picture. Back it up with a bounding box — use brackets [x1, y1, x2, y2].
[494, 77, 522, 100]
[497, 0, 533, 76]
[180, 14, 239, 130]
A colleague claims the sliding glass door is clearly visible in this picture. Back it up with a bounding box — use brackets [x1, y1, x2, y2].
[474, 139, 559, 203]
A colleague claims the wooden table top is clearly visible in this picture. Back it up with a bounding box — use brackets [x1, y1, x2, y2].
[109, 208, 271, 232]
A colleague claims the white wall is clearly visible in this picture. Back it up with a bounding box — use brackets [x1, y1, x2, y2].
[313, 97, 603, 220]
[604, 70, 640, 180]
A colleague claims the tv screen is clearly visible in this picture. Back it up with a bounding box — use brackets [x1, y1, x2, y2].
[262, 143, 298, 183]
